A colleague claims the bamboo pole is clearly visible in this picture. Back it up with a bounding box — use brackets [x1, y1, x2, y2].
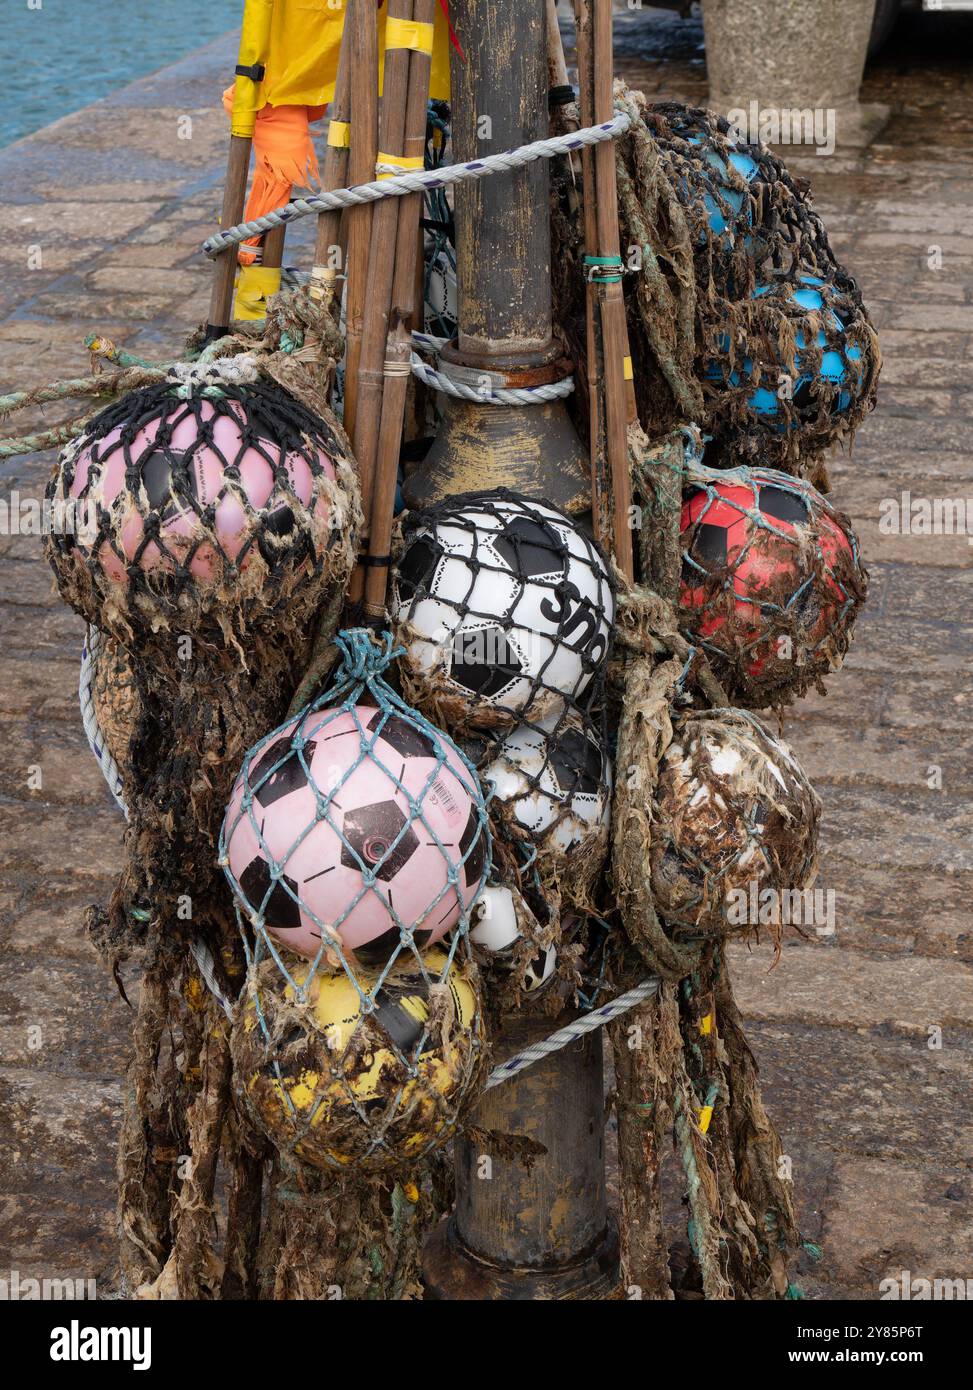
[592, 0, 635, 582]
[310, 4, 355, 308]
[260, 224, 286, 274]
[342, 0, 379, 439]
[573, 2, 608, 550]
[352, 1, 417, 510]
[364, 0, 437, 621]
[546, 0, 568, 93]
[207, 135, 253, 339]
[575, 0, 634, 582]
[207, 0, 275, 339]
[348, 0, 416, 607]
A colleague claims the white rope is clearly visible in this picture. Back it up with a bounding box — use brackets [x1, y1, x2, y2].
[167, 354, 261, 394]
[188, 938, 235, 1020]
[410, 353, 575, 404]
[202, 111, 633, 257]
[79, 625, 128, 818]
[483, 977, 661, 1091]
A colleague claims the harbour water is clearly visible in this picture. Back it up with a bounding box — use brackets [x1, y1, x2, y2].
[3, 0, 243, 147]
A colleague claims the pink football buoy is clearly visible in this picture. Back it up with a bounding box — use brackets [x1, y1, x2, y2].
[65, 389, 336, 583]
[223, 704, 489, 964]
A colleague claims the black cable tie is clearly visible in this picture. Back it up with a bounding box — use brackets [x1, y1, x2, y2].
[548, 84, 576, 110]
[361, 554, 392, 568]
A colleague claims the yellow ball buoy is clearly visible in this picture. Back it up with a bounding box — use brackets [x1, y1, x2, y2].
[232, 948, 484, 1172]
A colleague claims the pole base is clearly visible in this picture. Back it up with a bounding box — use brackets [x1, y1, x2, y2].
[422, 1213, 620, 1301]
[402, 394, 590, 516]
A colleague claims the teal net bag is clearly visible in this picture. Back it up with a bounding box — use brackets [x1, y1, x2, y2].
[220, 629, 492, 1173]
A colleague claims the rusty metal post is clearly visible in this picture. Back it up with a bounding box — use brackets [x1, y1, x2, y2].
[415, 5, 615, 1299]
[402, 0, 590, 514]
[423, 1011, 618, 1299]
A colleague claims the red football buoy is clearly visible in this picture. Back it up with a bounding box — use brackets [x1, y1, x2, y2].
[678, 467, 867, 705]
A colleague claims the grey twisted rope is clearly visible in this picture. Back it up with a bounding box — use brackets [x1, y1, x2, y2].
[202, 111, 633, 257]
[410, 353, 575, 404]
[79, 626, 128, 818]
[410, 331, 575, 403]
[483, 977, 661, 1091]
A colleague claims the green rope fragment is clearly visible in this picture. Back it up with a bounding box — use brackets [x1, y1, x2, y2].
[584, 253, 624, 284]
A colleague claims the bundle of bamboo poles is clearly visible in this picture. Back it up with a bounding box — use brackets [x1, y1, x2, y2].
[328, 0, 435, 624]
[209, 0, 434, 629]
[572, 0, 634, 584]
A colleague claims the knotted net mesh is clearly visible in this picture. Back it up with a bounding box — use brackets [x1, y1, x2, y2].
[389, 488, 617, 1005]
[222, 630, 492, 1173]
[551, 89, 881, 477]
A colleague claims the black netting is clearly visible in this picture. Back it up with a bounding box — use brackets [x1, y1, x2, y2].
[550, 94, 881, 478]
[391, 488, 615, 728]
[44, 372, 361, 974]
[391, 488, 616, 1000]
[697, 270, 879, 471]
[46, 374, 358, 625]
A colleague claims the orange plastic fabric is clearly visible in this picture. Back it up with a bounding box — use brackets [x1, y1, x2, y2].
[222, 88, 325, 263]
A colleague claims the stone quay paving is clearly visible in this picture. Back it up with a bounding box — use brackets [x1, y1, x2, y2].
[1, 7, 971, 1298]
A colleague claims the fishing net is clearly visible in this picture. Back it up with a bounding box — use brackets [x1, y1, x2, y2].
[90, 628, 139, 785]
[25, 54, 863, 1300]
[420, 100, 458, 343]
[221, 629, 491, 1173]
[698, 268, 880, 473]
[606, 594, 811, 1299]
[550, 89, 881, 478]
[46, 364, 361, 961]
[44, 359, 362, 1297]
[391, 487, 616, 733]
[677, 459, 868, 707]
[389, 487, 616, 1000]
[650, 706, 821, 948]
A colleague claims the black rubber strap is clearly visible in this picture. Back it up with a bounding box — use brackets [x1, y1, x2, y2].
[235, 63, 266, 81]
[360, 554, 392, 568]
[548, 84, 575, 110]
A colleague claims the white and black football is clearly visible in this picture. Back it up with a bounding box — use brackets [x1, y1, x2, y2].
[392, 491, 614, 719]
[482, 715, 612, 855]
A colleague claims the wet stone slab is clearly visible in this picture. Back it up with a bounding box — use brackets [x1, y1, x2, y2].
[0, 5, 971, 1297]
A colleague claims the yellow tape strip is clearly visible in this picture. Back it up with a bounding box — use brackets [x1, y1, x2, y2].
[385, 17, 435, 54]
[698, 1104, 714, 1135]
[623, 355, 634, 381]
[327, 120, 351, 149]
[233, 265, 281, 322]
[376, 152, 424, 180]
[698, 1012, 713, 1036]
